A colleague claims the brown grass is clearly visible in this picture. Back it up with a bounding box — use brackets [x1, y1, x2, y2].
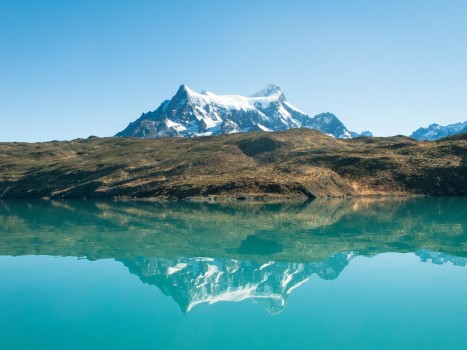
[0, 129, 466, 199]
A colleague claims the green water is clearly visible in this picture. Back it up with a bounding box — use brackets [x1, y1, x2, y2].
[0, 198, 466, 349]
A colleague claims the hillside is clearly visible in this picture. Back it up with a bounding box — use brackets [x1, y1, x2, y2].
[0, 128, 466, 199]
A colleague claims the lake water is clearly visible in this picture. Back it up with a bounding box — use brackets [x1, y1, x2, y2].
[0, 198, 466, 349]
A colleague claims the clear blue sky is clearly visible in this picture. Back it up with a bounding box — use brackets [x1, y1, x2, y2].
[1, 0, 466, 141]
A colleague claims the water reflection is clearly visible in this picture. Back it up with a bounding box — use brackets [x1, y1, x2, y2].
[0, 198, 466, 313]
[120, 253, 354, 314]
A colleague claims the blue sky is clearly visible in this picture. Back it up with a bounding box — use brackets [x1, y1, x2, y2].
[1, 0, 466, 141]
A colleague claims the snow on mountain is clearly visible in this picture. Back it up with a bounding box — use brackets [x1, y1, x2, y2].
[116, 84, 371, 139]
[410, 121, 467, 141]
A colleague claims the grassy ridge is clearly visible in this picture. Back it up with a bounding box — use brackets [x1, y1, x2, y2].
[0, 128, 466, 199]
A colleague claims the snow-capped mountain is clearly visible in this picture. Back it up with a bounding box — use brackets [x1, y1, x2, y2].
[116, 84, 371, 139]
[410, 121, 467, 140]
[303, 112, 372, 139]
[119, 252, 354, 314]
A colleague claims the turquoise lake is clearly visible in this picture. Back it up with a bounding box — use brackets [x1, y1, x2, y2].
[0, 198, 466, 349]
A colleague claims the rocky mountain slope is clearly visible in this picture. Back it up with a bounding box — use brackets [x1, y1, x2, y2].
[411, 121, 467, 140]
[0, 129, 465, 199]
[116, 84, 370, 139]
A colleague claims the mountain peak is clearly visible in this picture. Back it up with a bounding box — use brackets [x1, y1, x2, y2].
[175, 84, 199, 97]
[251, 83, 283, 97]
[176, 84, 187, 93]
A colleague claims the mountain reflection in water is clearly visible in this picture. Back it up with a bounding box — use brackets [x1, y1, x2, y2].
[1, 198, 466, 313]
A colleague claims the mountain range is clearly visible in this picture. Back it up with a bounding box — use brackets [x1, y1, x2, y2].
[116, 84, 371, 139]
[116, 84, 466, 141]
[410, 121, 467, 141]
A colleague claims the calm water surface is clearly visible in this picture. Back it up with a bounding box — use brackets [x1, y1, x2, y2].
[0, 198, 466, 349]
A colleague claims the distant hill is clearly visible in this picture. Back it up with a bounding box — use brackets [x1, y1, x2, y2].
[116, 84, 371, 139]
[1, 128, 465, 199]
[411, 121, 467, 140]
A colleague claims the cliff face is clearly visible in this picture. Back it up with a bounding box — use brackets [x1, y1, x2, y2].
[0, 129, 466, 199]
